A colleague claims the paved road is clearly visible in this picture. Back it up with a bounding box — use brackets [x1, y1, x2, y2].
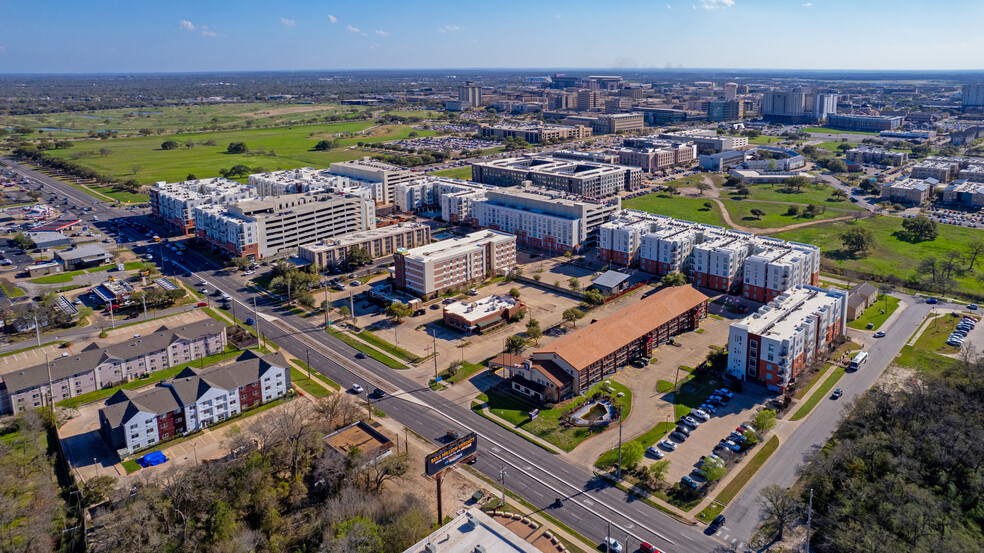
[721, 296, 932, 546]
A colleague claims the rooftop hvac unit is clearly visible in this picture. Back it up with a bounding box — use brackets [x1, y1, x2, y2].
[424, 544, 437, 553]
[466, 512, 479, 528]
[474, 546, 487, 553]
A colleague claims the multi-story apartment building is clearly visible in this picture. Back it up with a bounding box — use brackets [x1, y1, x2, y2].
[150, 178, 254, 235]
[194, 191, 375, 260]
[328, 157, 416, 206]
[959, 166, 984, 183]
[248, 168, 385, 204]
[470, 187, 621, 253]
[551, 150, 620, 164]
[478, 123, 592, 144]
[911, 160, 962, 182]
[98, 350, 290, 454]
[826, 114, 903, 132]
[742, 238, 821, 303]
[616, 139, 697, 172]
[845, 147, 909, 166]
[726, 286, 848, 393]
[0, 320, 227, 414]
[471, 155, 643, 198]
[658, 130, 748, 153]
[942, 181, 984, 207]
[880, 178, 934, 205]
[691, 233, 751, 293]
[761, 88, 838, 124]
[393, 177, 490, 222]
[393, 230, 516, 297]
[297, 222, 431, 270]
[459, 81, 482, 108]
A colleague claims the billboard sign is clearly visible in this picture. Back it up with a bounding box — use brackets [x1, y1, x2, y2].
[425, 432, 478, 476]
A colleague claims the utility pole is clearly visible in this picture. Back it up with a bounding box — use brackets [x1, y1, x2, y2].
[499, 464, 507, 506]
[34, 314, 41, 347]
[607, 521, 612, 552]
[109, 303, 116, 329]
[805, 488, 813, 553]
[142, 295, 147, 320]
[44, 351, 53, 416]
[305, 348, 311, 379]
[432, 328, 439, 381]
[323, 283, 330, 327]
[616, 405, 623, 480]
[252, 297, 263, 350]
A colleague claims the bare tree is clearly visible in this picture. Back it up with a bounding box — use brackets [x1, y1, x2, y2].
[316, 393, 362, 432]
[966, 239, 984, 271]
[266, 400, 319, 479]
[758, 484, 800, 541]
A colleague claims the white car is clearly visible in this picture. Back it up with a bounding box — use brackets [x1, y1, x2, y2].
[691, 409, 710, 421]
[716, 388, 735, 399]
[603, 537, 623, 553]
[351, 384, 364, 394]
[199, 279, 207, 286]
[659, 439, 677, 451]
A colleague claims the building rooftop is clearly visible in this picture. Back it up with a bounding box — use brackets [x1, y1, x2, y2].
[301, 222, 429, 252]
[54, 244, 112, 262]
[402, 508, 546, 553]
[592, 270, 631, 289]
[324, 420, 393, 457]
[400, 230, 513, 263]
[444, 295, 521, 323]
[738, 286, 843, 338]
[885, 178, 933, 191]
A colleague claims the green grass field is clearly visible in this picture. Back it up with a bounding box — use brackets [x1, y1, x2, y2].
[815, 141, 858, 152]
[774, 217, 984, 297]
[803, 127, 880, 136]
[721, 199, 852, 229]
[894, 345, 963, 375]
[289, 367, 330, 398]
[728, 182, 863, 210]
[41, 121, 436, 186]
[623, 193, 726, 226]
[847, 295, 901, 330]
[914, 314, 964, 355]
[430, 166, 473, 180]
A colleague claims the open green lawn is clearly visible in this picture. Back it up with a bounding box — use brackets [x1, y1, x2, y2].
[914, 314, 965, 355]
[41, 121, 436, 186]
[847, 295, 901, 330]
[0, 278, 25, 297]
[721, 199, 852, 229]
[432, 361, 484, 387]
[430, 166, 473, 180]
[288, 358, 340, 390]
[728, 182, 863, 210]
[815, 141, 858, 152]
[623, 193, 726, 226]
[326, 328, 407, 369]
[479, 380, 632, 452]
[664, 174, 724, 188]
[803, 127, 880, 136]
[29, 273, 78, 284]
[791, 367, 846, 420]
[289, 367, 330, 398]
[894, 344, 963, 374]
[774, 217, 984, 297]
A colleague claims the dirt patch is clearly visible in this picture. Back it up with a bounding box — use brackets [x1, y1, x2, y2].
[242, 105, 339, 117]
[878, 364, 921, 393]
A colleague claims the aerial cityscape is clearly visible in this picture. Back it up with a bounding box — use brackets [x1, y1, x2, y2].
[2, 2, 984, 553]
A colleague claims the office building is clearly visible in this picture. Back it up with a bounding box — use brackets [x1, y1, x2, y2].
[470, 187, 620, 253]
[726, 286, 847, 393]
[826, 114, 903, 132]
[761, 89, 838, 124]
[706, 100, 745, 122]
[0, 319, 227, 414]
[297, 222, 431, 270]
[194, 191, 375, 260]
[880, 129, 936, 140]
[605, 97, 633, 113]
[527, 286, 708, 396]
[458, 81, 482, 108]
[845, 147, 909, 166]
[738, 147, 806, 171]
[328, 158, 416, 206]
[576, 90, 601, 111]
[471, 155, 643, 198]
[150, 178, 255, 235]
[561, 113, 644, 135]
[639, 108, 689, 126]
[942, 180, 984, 207]
[442, 295, 525, 333]
[393, 230, 516, 297]
[552, 149, 620, 164]
[724, 82, 738, 100]
[98, 351, 289, 454]
[700, 150, 748, 171]
[962, 83, 984, 111]
[880, 178, 935, 205]
[911, 160, 961, 182]
[658, 130, 748, 153]
[617, 141, 697, 172]
[730, 169, 817, 185]
[546, 91, 576, 110]
[479, 123, 591, 144]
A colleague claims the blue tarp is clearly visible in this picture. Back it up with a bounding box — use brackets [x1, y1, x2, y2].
[138, 451, 167, 467]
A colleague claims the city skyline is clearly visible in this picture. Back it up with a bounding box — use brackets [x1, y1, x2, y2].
[3, 0, 984, 74]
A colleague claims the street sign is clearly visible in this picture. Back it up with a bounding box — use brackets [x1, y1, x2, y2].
[425, 432, 478, 476]
[529, 409, 539, 420]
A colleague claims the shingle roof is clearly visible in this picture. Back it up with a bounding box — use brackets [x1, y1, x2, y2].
[851, 282, 878, 299]
[535, 286, 709, 371]
[530, 359, 572, 388]
[100, 387, 181, 427]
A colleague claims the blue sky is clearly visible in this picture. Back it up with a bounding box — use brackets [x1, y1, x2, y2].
[2, 0, 983, 73]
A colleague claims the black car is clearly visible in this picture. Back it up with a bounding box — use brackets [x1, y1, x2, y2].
[372, 387, 385, 398]
[675, 425, 691, 437]
[709, 514, 726, 532]
[355, 352, 367, 359]
[669, 431, 688, 442]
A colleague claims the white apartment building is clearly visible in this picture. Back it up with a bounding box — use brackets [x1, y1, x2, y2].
[726, 286, 847, 393]
[742, 239, 821, 303]
[471, 155, 643, 198]
[328, 157, 416, 205]
[150, 178, 255, 235]
[248, 167, 384, 201]
[393, 177, 490, 223]
[470, 187, 620, 253]
[691, 233, 752, 293]
[394, 230, 516, 296]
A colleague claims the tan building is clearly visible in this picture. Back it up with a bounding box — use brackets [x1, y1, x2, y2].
[442, 295, 525, 333]
[328, 157, 416, 205]
[479, 123, 591, 144]
[394, 230, 516, 297]
[577, 90, 601, 111]
[298, 222, 431, 270]
[616, 141, 697, 172]
[458, 81, 482, 108]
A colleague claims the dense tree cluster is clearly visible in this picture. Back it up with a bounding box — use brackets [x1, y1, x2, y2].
[0, 412, 63, 553]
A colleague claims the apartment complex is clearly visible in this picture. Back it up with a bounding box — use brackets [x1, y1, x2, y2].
[393, 230, 516, 296]
[524, 286, 709, 397]
[911, 161, 959, 182]
[99, 351, 290, 454]
[478, 123, 592, 144]
[249, 168, 385, 204]
[880, 178, 934, 205]
[298, 222, 431, 270]
[826, 114, 903, 132]
[471, 155, 643, 198]
[0, 320, 227, 414]
[942, 181, 984, 207]
[726, 286, 848, 393]
[393, 176, 490, 223]
[658, 130, 748, 153]
[616, 137, 697, 172]
[845, 147, 909, 166]
[470, 186, 620, 253]
[328, 157, 416, 205]
[761, 88, 838, 124]
[599, 210, 820, 297]
[194, 191, 375, 260]
[150, 178, 254, 235]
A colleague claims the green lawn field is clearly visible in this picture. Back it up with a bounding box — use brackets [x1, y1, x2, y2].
[43, 121, 436, 185]
[430, 166, 473, 180]
[623, 193, 726, 226]
[728, 182, 864, 210]
[721, 200, 853, 229]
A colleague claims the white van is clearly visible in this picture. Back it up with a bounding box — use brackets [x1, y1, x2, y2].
[848, 351, 868, 371]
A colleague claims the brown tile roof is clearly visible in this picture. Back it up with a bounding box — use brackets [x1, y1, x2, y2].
[489, 354, 526, 368]
[535, 285, 709, 371]
[530, 359, 572, 388]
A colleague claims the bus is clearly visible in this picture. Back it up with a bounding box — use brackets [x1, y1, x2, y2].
[848, 351, 868, 371]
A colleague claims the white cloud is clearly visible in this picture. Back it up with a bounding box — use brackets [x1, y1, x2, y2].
[439, 24, 461, 33]
[698, 0, 735, 8]
[346, 24, 360, 33]
[281, 17, 296, 27]
[370, 42, 380, 49]
[328, 14, 338, 23]
[360, 32, 367, 36]
[666, 3, 672, 8]
[802, 2, 812, 5]
[179, 20, 196, 31]
[201, 30, 218, 37]
[375, 30, 388, 36]
[554, 14, 562, 19]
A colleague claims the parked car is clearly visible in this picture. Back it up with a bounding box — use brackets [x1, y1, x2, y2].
[691, 409, 710, 421]
[602, 537, 623, 553]
[372, 388, 385, 398]
[659, 439, 677, 451]
[969, 304, 979, 310]
[873, 331, 886, 338]
[709, 514, 726, 532]
[681, 416, 700, 427]
[716, 388, 735, 399]
[681, 476, 698, 489]
[675, 425, 691, 437]
[670, 431, 688, 442]
[639, 542, 662, 553]
[351, 384, 364, 394]
[646, 446, 664, 459]
[196, 302, 208, 307]
[699, 403, 718, 414]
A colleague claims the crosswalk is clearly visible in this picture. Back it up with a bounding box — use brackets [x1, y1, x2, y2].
[715, 526, 746, 551]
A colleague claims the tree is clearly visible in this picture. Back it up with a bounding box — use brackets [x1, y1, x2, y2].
[696, 181, 710, 195]
[227, 141, 249, 154]
[508, 287, 521, 299]
[582, 288, 605, 306]
[226, 164, 251, 177]
[362, 452, 411, 493]
[829, 189, 849, 201]
[754, 409, 777, 431]
[620, 441, 645, 471]
[82, 475, 117, 507]
[703, 458, 727, 481]
[966, 239, 984, 270]
[564, 250, 573, 260]
[186, 173, 197, 181]
[785, 205, 799, 216]
[661, 272, 687, 287]
[567, 277, 580, 292]
[742, 428, 759, 446]
[338, 305, 351, 319]
[901, 215, 938, 241]
[160, 140, 179, 150]
[525, 318, 542, 345]
[749, 208, 766, 220]
[702, 201, 713, 210]
[385, 301, 414, 323]
[648, 459, 671, 482]
[12, 232, 35, 250]
[562, 308, 585, 328]
[840, 227, 875, 257]
[783, 175, 810, 192]
[314, 139, 340, 151]
[505, 334, 527, 354]
[347, 245, 372, 268]
[230, 256, 251, 271]
[116, 178, 140, 193]
[758, 484, 800, 541]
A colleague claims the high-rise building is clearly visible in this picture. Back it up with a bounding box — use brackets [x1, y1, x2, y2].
[458, 81, 482, 108]
[962, 83, 984, 111]
[724, 82, 738, 100]
[393, 230, 516, 296]
[761, 88, 838, 124]
[150, 178, 255, 235]
[706, 100, 745, 122]
[577, 90, 601, 111]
